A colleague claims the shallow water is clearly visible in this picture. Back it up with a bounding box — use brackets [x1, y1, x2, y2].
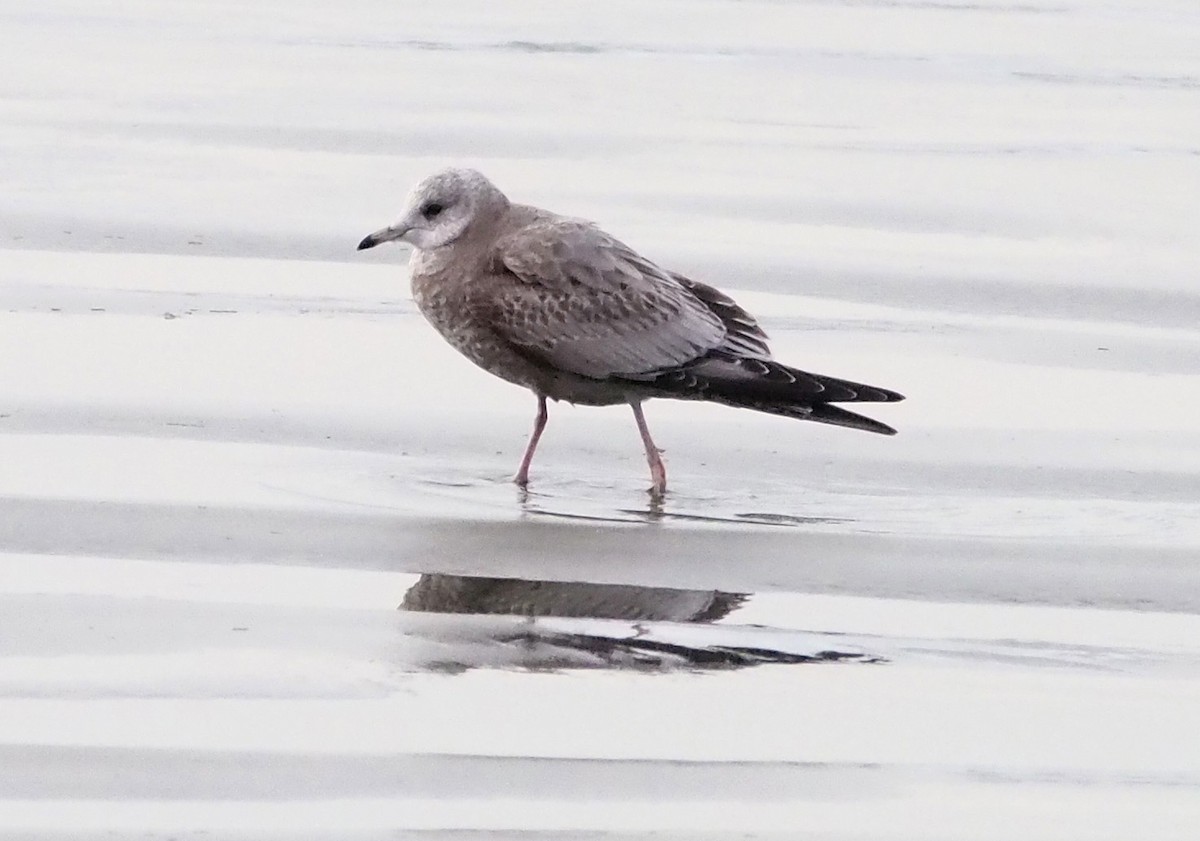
[2, 1, 1200, 838]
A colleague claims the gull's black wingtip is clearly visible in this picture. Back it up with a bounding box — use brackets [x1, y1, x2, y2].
[860, 385, 905, 403]
[356, 234, 379, 251]
[807, 403, 899, 436]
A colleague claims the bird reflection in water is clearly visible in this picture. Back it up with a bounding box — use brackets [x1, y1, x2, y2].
[403, 573, 746, 623]
[399, 573, 878, 671]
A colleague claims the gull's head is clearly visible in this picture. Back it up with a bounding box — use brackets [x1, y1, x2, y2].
[357, 168, 507, 253]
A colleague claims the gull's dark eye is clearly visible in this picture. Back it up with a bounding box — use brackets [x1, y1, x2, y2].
[421, 202, 444, 220]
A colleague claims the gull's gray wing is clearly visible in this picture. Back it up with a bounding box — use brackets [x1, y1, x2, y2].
[669, 273, 772, 358]
[486, 217, 728, 379]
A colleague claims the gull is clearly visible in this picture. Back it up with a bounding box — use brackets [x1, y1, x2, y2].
[358, 168, 903, 494]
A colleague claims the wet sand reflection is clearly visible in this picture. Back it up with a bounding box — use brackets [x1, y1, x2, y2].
[400, 573, 878, 671]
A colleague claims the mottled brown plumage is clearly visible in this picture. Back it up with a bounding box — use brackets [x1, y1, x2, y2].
[358, 168, 903, 493]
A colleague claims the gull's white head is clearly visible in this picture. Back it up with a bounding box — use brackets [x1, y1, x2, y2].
[357, 168, 508, 253]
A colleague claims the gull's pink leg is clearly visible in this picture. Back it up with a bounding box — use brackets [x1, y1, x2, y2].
[514, 394, 549, 486]
[630, 402, 667, 495]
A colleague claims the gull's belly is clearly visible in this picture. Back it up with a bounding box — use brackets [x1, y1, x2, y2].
[413, 286, 640, 408]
